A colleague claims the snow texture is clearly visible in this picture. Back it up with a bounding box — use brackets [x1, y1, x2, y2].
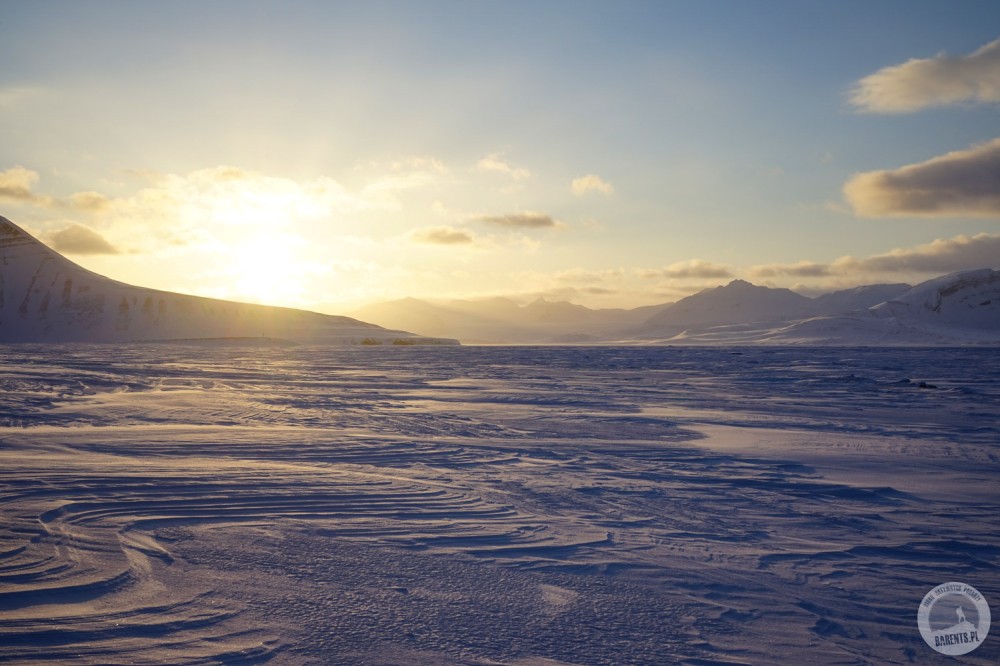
[1, 345, 998, 664]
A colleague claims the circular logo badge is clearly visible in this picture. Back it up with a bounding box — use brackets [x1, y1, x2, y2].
[917, 582, 991, 656]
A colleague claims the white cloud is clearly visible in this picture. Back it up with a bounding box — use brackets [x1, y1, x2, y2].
[844, 138, 1000, 217]
[68, 191, 112, 212]
[410, 226, 475, 245]
[47, 224, 119, 255]
[475, 153, 531, 180]
[851, 38, 1000, 113]
[0, 166, 46, 204]
[571, 174, 614, 196]
[0, 168, 125, 213]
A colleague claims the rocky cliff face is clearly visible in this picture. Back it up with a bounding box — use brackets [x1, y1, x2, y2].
[0, 215, 456, 345]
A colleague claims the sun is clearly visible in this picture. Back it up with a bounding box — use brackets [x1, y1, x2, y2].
[180, 178, 333, 308]
[226, 233, 308, 307]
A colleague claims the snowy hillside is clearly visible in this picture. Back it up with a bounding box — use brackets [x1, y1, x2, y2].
[0, 215, 456, 345]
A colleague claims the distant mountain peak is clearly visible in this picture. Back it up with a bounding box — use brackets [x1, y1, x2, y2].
[641, 277, 813, 332]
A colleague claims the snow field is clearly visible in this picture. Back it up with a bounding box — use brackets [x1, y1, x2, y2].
[1, 345, 998, 664]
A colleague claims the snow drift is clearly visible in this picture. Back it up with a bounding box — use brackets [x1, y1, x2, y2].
[0, 215, 457, 345]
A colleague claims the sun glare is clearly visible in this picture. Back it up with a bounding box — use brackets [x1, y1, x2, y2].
[173, 176, 341, 308]
[225, 233, 308, 306]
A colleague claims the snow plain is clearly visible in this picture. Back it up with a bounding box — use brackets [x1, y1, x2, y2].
[1, 344, 998, 665]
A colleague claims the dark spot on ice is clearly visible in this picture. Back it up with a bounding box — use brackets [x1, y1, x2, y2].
[719, 608, 758, 622]
[811, 618, 850, 638]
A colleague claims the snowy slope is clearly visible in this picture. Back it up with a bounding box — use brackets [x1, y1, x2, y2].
[0, 215, 456, 345]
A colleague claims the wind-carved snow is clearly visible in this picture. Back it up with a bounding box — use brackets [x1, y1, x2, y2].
[0, 215, 456, 345]
[1, 345, 998, 664]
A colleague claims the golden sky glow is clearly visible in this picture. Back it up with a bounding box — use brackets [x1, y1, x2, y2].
[1, 3, 999, 312]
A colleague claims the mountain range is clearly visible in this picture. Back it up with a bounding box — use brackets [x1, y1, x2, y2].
[2, 213, 996, 346]
[352, 272, 1000, 345]
[0, 215, 455, 345]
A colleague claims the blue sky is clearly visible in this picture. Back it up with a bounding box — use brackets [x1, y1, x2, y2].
[2, 1, 999, 310]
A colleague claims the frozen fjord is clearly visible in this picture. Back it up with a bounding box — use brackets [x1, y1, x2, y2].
[0, 345, 998, 665]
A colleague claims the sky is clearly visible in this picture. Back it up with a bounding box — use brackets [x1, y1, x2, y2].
[1, 1, 999, 312]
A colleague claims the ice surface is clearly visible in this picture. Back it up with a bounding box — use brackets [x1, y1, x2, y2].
[1, 345, 998, 664]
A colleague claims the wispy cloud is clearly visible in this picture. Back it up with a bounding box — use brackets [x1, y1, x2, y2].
[554, 267, 625, 284]
[409, 226, 475, 245]
[475, 153, 531, 180]
[637, 259, 732, 279]
[477, 212, 561, 229]
[389, 156, 447, 174]
[851, 38, 1000, 113]
[749, 261, 831, 278]
[844, 138, 1000, 217]
[47, 224, 120, 255]
[68, 191, 112, 212]
[571, 174, 614, 196]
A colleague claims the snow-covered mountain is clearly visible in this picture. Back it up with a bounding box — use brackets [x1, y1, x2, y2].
[0, 215, 456, 345]
[635, 279, 815, 337]
[646, 270, 1000, 346]
[354, 270, 998, 345]
[871, 269, 999, 330]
